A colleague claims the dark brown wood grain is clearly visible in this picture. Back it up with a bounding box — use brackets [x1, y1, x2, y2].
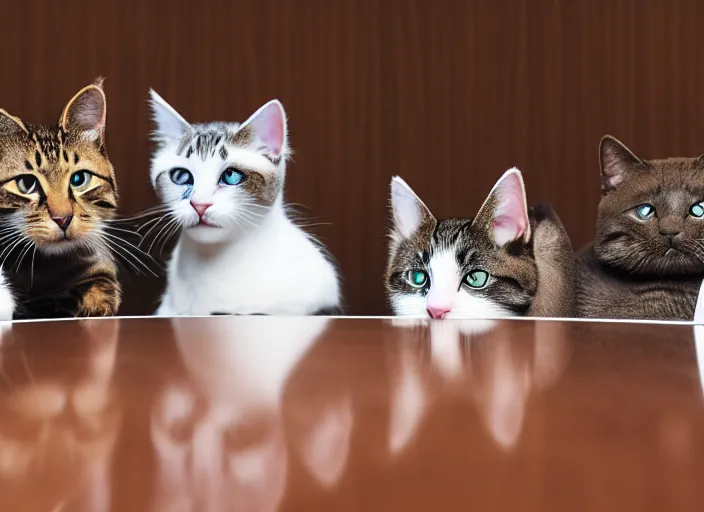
[1, 0, 703, 315]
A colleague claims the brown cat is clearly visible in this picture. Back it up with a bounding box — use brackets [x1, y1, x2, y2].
[0, 79, 123, 318]
[576, 135, 704, 320]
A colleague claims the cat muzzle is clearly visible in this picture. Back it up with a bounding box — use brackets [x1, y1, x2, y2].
[52, 215, 73, 232]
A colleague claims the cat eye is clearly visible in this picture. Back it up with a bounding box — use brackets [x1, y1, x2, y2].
[405, 269, 428, 288]
[170, 168, 194, 186]
[464, 269, 489, 289]
[690, 203, 704, 218]
[220, 168, 246, 186]
[15, 175, 39, 195]
[635, 204, 655, 220]
[69, 170, 93, 191]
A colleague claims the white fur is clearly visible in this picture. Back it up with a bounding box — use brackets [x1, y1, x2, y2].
[390, 248, 512, 319]
[0, 270, 15, 320]
[157, 206, 340, 315]
[390, 176, 431, 239]
[695, 279, 704, 322]
[148, 92, 340, 315]
[148, 89, 190, 143]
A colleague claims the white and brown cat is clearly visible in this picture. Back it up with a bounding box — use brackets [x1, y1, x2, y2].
[145, 91, 341, 316]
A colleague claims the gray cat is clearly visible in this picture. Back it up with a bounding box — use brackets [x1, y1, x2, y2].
[576, 135, 704, 320]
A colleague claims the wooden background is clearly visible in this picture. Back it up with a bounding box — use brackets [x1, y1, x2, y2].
[2, 0, 703, 315]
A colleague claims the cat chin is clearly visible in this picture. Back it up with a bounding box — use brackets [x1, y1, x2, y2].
[390, 295, 515, 322]
[184, 224, 234, 244]
[36, 238, 88, 256]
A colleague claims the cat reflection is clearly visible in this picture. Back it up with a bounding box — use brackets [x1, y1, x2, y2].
[0, 320, 121, 511]
[149, 317, 353, 512]
[386, 318, 571, 454]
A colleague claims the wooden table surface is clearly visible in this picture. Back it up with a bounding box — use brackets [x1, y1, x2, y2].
[0, 316, 703, 511]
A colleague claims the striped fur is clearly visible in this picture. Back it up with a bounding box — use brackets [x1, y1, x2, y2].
[0, 79, 122, 318]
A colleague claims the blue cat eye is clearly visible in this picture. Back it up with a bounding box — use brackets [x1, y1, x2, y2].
[690, 203, 704, 218]
[406, 269, 428, 288]
[465, 269, 489, 289]
[220, 168, 245, 186]
[635, 204, 655, 220]
[170, 168, 194, 186]
[70, 170, 91, 189]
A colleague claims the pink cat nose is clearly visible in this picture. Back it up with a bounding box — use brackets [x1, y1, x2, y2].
[191, 202, 212, 218]
[427, 306, 451, 319]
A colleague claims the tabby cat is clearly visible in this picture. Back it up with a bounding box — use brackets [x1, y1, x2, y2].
[146, 90, 341, 316]
[0, 79, 122, 318]
[386, 169, 575, 318]
[576, 135, 704, 320]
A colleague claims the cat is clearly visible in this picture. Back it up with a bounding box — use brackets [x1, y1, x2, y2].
[145, 90, 341, 316]
[576, 135, 704, 321]
[385, 168, 575, 319]
[0, 79, 124, 319]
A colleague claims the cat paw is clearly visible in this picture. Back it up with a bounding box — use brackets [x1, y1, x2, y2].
[76, 290, 120, 317]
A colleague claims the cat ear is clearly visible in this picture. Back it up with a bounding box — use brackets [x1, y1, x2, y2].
[390, 176, 436, 239]
[239, 100, 289, 159]
[59, 78, 107, 143]
[475, 168, 531, 247]
[0, 109, 28, 136]
[148, 89, 191, 142]
[599, 135, 644, 191]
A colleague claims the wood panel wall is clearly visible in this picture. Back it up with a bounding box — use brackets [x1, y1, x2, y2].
[2, 0, 703, 315]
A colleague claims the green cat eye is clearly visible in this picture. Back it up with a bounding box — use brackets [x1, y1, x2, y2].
[406, 269, 428, 288]
[465, 269, 489, 289]
[635, 204, 655, 220]
[690, 203, 704, 218]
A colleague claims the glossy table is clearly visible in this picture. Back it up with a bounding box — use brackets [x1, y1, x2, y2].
[0, 316, 703, 511]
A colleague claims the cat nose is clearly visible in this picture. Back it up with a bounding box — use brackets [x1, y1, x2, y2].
[190, 202, 212, 218]
[427, 306, 451, 319]
[659, 229, 680, 237]
[52, 215, 73, 232]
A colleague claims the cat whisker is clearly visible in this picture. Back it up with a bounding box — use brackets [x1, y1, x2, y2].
[105, 205, 172, 223]
[0, 230, 21, 244]
[158, 221, 183, 257]
[141, 213, 178, 246]
[104, 225, 144, 240]
[237, 204, 266, 218]
[30, 246, 36, 287]
[0, 236, 27, 272]
[235, 211, 261, 227]
[227, 212, 257, 230]
[137, 216, 163, 234]
[102, 236, 158, 277]
[103, 239, 146, 275]
[13, 240, 34, 273]
[241, 202, 270, 211]
[147, 217, 181, 254]
[296, 222, 333, 229]
[100, 232, 159, 277]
